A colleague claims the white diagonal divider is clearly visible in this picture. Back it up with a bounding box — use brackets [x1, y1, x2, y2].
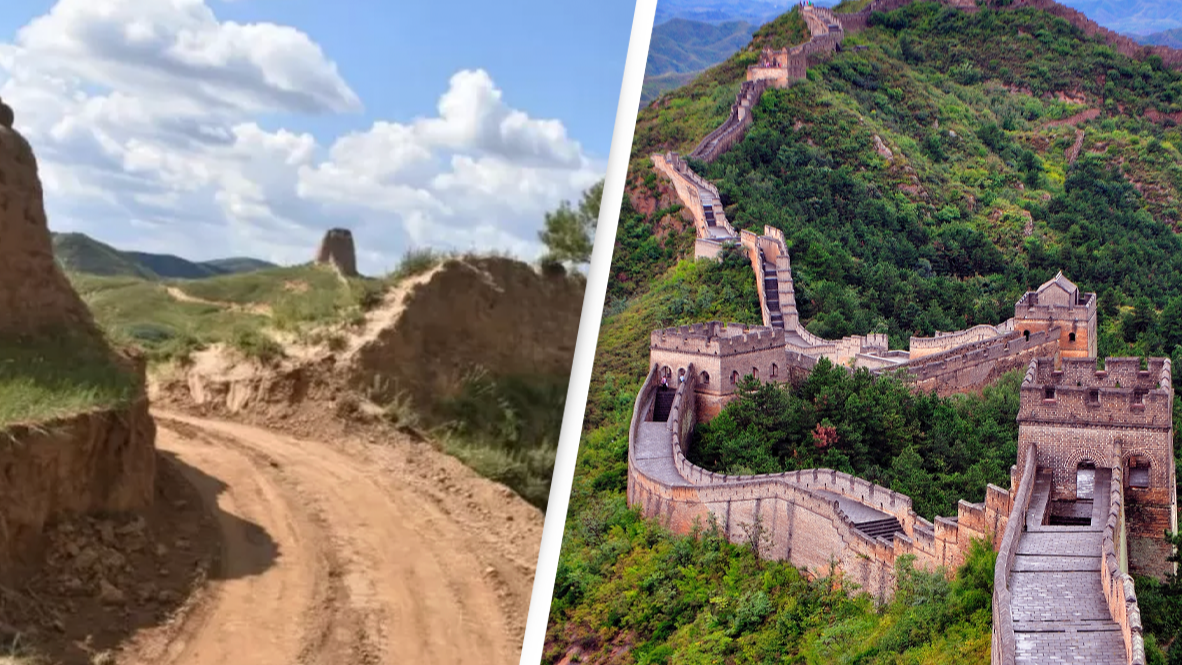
[518, 0, 658, 662]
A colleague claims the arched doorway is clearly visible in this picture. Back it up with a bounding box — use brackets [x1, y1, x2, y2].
[1076, 460, 1096, 500]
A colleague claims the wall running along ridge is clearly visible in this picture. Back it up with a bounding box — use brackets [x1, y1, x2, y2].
[629, 2, 1179, 659]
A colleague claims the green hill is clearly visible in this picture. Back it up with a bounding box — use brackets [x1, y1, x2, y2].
[52, 232, 157, 279]
[51, 232, 277, 280]
[550, 2, 1182, 663]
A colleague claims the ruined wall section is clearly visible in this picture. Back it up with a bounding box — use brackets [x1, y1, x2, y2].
[0, 100, 101, 337]
[314, 228, 359, 277]
[0, 98, 156, 571]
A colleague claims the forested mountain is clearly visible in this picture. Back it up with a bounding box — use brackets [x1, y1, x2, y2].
[546, 2, 1182, 663]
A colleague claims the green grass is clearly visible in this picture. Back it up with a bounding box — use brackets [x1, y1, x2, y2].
[387, 247, 450, 284]
[0, 332, 140, 427]
[68, 264, 386, 364]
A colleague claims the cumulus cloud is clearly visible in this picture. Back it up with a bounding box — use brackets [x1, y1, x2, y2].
[0, 0, 601, 274]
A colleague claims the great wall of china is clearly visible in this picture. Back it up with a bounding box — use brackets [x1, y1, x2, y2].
[633, 2, 1182, 663]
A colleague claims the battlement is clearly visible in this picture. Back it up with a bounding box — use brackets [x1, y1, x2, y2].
[651, 322, 783, 355]
[1018, 357, 1174, 429]
[1014, 290, 1096, 319]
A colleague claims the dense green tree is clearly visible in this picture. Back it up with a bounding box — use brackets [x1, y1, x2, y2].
[539, 179, 603, 267]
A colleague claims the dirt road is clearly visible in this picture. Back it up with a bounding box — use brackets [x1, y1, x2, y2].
[119, 411, 540, 665]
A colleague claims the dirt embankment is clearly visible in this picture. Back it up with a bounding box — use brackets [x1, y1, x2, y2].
[152, 256, 585, 434]
[0, 96, 155, 572]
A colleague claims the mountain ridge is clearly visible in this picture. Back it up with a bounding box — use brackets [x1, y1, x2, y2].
[52, 232, 277, 280]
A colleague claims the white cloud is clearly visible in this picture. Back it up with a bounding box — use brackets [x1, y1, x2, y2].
[0, 0, 600, 274]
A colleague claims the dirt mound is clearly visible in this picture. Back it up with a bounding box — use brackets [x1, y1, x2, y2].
[0, 98, 156, 574]
[1, 454, 218, 665]
[349, 256, 583, 415]
[0, 97, 101, 337]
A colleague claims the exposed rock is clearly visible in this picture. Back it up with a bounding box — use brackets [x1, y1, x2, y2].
[873, 135, 894, 161]
[315, 227, 359, 277]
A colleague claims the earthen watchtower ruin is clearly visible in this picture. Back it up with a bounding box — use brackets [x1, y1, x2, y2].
[315, 227, 359, 277]
[1017, 356, 1177, 578]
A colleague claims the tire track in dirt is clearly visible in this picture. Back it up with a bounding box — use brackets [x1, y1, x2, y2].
[120, 412, 519, 665]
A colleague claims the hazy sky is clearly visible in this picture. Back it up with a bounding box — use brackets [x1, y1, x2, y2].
[0, 0, 635, 274]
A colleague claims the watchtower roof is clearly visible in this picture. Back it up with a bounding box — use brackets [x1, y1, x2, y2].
[1038, 271, 1078, 298]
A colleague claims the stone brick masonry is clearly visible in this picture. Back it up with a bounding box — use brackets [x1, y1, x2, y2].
[630, 2, 1182, 661]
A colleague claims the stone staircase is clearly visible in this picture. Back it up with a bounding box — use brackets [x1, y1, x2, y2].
[652, 388, 677, 422]
[854, 516, 905, 539]
[761, 248, 784, 329]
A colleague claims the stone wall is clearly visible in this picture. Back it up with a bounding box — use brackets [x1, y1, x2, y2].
[991, 448, 1038, 665]
[0, 400, 157, 573]
[1100, 455, 1148, 665]
[691, 80, 770, 163]
[629, 360, 1012, 601]
[909, 321, 1013, 359]
[905, 328, 1061, 396]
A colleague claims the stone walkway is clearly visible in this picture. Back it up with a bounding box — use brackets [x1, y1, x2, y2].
[1010, 468, 1127, 664]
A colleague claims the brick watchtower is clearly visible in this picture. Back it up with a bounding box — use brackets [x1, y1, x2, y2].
[1017, 356, 1177, 579]
[1013, 272, 1097, 359]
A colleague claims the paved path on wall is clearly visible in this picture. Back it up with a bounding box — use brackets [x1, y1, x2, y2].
[1009, 469, 1126, 664]
[117, 411, 539, 665]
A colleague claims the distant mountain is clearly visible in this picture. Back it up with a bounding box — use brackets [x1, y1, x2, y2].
[653, 0, 801, 26]
[1138, 27, 1182, 49]
[1059, 0, 1182, 35]
[52, 232, 277, 280]
[647, 19, 759, 77]
[642, 18, 760, 107]
[53, 233, 158, 279]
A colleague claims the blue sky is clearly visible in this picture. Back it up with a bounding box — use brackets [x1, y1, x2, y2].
[0, 0, 636, 273]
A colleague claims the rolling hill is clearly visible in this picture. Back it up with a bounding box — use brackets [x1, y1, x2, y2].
[52, 232, 277, 280]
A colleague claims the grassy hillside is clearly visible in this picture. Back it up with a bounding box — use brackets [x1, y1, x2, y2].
[52, 232, 276, 280]
[552, 2, 1182, 663]
[70, 264, 382, 364]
